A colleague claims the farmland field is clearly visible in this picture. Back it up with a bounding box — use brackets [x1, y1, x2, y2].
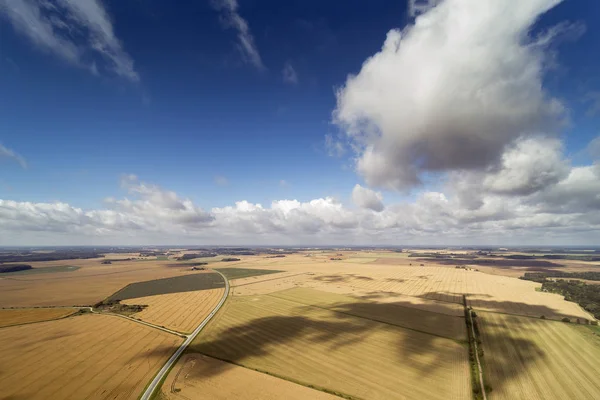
[269, 287, 466, 340]
[0, 313, 182, 400]
[0, 259, 206, 307]
[161, 353, 340, 400]
[479, 311, 600, 400]
[107, 271, 225, 301]
[190, 292, 471, 400]
[0, 307, 77, 327]
[214, 267, 284, 280]
[122, 287, 225, 333]
[0, 265, 80, 276]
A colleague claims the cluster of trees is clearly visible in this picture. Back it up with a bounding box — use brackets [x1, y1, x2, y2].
[539, 280, 600, 321]
[521, 271, 600, 283]
[177, 253, 218, 261]
[0, 264, 32, 273]
[0, 251, 101, 263]
[221, 257, 241, 262]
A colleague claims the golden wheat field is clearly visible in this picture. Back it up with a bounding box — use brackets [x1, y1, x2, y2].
[479, 311, 600, 400]
[0, 307, 77, 327]
[122, 287, 225, 333]
[0, 259, 200, 307]
[0, 313, 182, 400]
[161, 353, 340, 400]
[229, 255, 592, 321]
[190, 292, 471, 400]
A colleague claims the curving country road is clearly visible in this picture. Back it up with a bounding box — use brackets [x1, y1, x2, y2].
[139, 270, 230, 400]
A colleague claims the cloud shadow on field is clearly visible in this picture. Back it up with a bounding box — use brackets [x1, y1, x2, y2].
[313, 274, 374, 284]
[138, 296, 568, 398]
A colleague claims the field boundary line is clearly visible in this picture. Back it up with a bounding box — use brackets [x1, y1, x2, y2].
[464, 296, 487, 400]
[0, 308, 80, 330]
[88, 310, 187, 337]
[190, 353, 360, 400]
[139, 270, 230, 400]
[232, 272, 309, 287]
[266, 293, 465, 342]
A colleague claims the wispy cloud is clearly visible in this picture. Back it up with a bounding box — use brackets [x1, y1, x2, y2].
[0, 0, 139, 81]
[282, 61, 298, 85]
[214, 175, 229, 186]
[211, 0, 264, 70]
[0, 144, 27, 169]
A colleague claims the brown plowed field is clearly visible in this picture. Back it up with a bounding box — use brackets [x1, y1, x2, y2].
[191, 293, 470, 400]
[479, 311, 600, 400]
[122, 288, 225, 333]
[161, 353, 340, 400]
[0, 313, 182, 400]
[0, 307, 77, 327]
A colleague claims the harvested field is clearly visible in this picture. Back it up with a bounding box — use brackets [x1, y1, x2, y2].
[269, 287, 465, 340]
[0, 313, 182, 400]
[479, 311, 600, 400]
[230, 264, 592, 320]
[214, 267, 284, 280]
[0, 259, 205, 307]
[107, 272, 225, 301]
[0, 307, 77, 327]
[161, 353, 339, 400]
[191, 294, 470, 400]
[122, 288, 225, 333]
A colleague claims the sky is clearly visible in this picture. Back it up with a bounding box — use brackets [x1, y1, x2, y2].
[1, 0, 600, 246]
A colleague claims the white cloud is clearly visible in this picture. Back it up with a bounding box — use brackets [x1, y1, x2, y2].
[282, 61, 298, 84]
[0, 144, 27, 168]
[1, 169, 600, 245]
[0, 0, 138, 81]
[211, 0, 264, 70]
[333, 0, 565, 190]
[352, 184, 384, 212]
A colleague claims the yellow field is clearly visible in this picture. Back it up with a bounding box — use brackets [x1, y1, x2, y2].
[479, 311, 600, 400]
[191, 292, 470, 400]
[0, 307, 77, 327]
[229, 258, 592, 320]
[269, 287, 466, 340]
[0, 313, 182, 400]
[161, 353, 339, 400]
[0, 259, 202, 307]
[122, 288, 225, 333]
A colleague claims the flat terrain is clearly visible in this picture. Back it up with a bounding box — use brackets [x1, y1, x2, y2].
[0, 259, 205, 307]
[122, 287, 225, 333]
[0, 265, 80, 276]
[107, 271, 225, 301]
[479, 311, 600, 400]
[269, 287, 465, 340]
[0, 313, 182, 400]
[0, 307, 77, 327]
[161, 353, 339, 400]
[190, 292, 470, 400]
[214, 267, 284, 280]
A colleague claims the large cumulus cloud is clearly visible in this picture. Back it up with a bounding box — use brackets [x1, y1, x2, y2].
[334, 0, 565, 190]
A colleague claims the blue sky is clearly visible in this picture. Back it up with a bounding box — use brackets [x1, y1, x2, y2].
[1, 0, 600, 245]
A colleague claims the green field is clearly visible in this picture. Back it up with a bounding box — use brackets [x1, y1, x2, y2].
[214, 267, 284, 280]
[0, 265, 80, 276]
[107, 272, 225, 301]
